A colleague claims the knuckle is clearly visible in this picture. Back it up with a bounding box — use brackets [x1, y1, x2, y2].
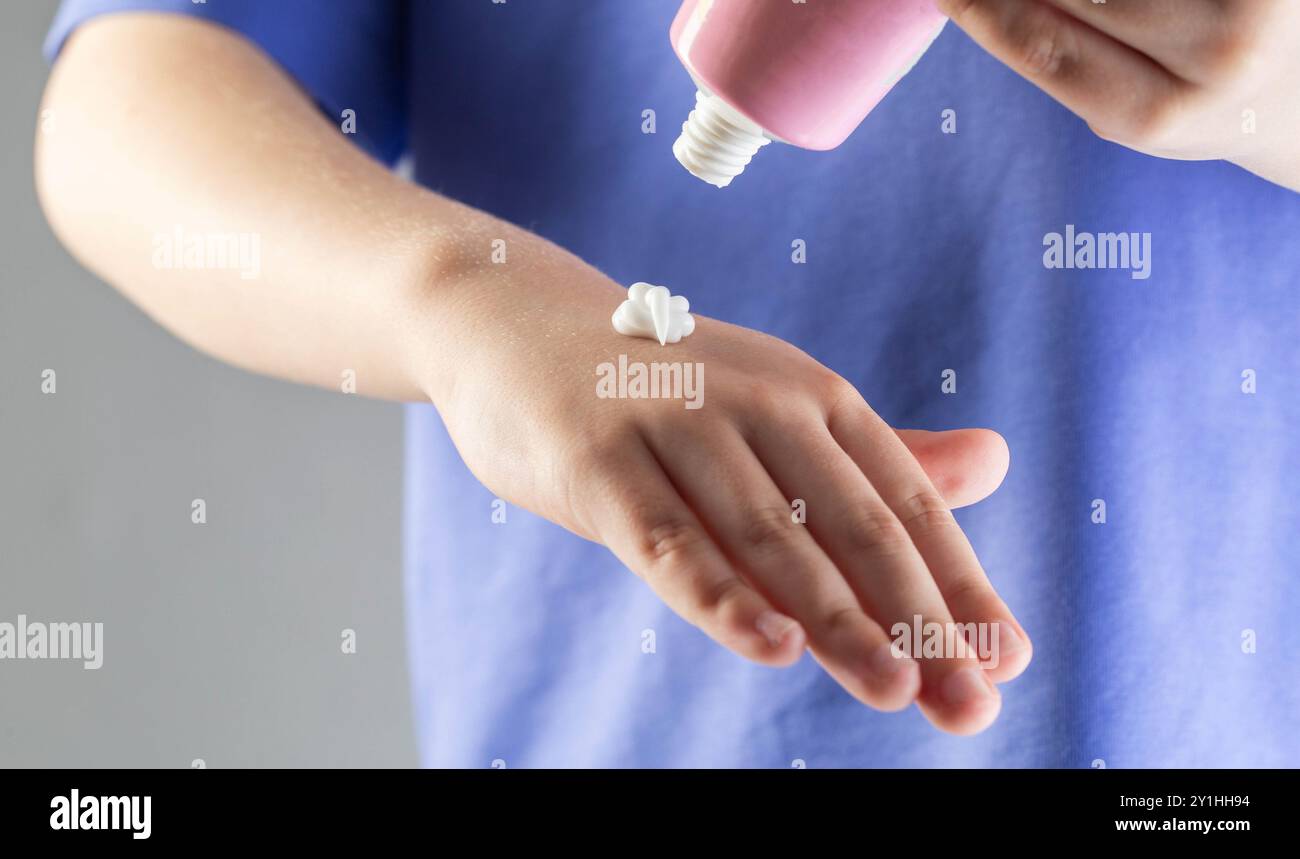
[696, 575, 748, 617]
[936, 0, 977, 24]
[1015, 15, 1073, 78]
[816, 371, 862, 414]
[739, 379, 786, 419]
[741, 505, 803, 555]
[819, 604, 867, 637]
[896, 490, 957, 536]
[944, 573, 993, 608]
[639, 515, 705, 568]
[819, 367, 862, 404]
[841, 507, 912, 557]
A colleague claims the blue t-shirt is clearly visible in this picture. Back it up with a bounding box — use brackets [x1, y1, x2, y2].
[49, 0, 1300, 767]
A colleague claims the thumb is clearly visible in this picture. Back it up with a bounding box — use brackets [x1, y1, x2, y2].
[894, 428, 1010, 509]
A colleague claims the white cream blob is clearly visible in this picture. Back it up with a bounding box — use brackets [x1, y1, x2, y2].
[612, 282, 695, 345]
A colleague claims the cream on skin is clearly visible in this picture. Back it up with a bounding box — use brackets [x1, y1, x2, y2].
[39, 2, 1300, 744]
[37, 15, 1022, 737]
[612, 282, 695, 345]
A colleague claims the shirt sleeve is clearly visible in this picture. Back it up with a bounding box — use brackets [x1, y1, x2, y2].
[44, 0, 407, 165]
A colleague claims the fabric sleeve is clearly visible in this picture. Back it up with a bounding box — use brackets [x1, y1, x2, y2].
[44, 0, 407, 164]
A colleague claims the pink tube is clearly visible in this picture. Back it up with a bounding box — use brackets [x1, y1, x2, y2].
[671, 0, 948, 187]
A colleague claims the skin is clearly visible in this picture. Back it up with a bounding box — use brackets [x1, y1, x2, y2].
[36, 6, 1297, 735]
[937, 0, 1300, 193]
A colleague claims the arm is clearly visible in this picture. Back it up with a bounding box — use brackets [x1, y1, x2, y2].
[35, 12, 517, 402]
[37, 13, 1030, 735]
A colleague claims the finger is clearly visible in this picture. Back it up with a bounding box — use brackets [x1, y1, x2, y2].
[894, 428, 1010, 509]
[750, 418, 1002, 735]
[580, 438, 806, 667]
[829, 400, 1033, 687]
[643, 422, 922, 712]
[938, 0, 1187, 145]
[1039, 0, 1231, 82]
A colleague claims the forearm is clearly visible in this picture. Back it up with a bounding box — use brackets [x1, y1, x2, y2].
[34, 13, 553, 402]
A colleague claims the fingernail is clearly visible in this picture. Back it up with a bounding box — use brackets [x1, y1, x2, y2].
[755, 611, 801, 649]
[870, 643, 919, 680]
[942, 667, 995, 706]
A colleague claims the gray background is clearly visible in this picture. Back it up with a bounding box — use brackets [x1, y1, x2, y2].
[0, 0, 417, 767]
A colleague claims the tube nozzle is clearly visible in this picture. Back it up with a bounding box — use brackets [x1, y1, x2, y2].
[672, 90, 770, 189]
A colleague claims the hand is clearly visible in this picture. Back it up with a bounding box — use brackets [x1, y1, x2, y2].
[416, 228, 1031, 735]
[939, 0, 1300, 191]
[40, 14, 1029, 736]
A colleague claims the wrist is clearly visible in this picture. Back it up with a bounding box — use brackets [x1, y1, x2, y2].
[390, 222, 481, 409]
[393, 206, 622, 412]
